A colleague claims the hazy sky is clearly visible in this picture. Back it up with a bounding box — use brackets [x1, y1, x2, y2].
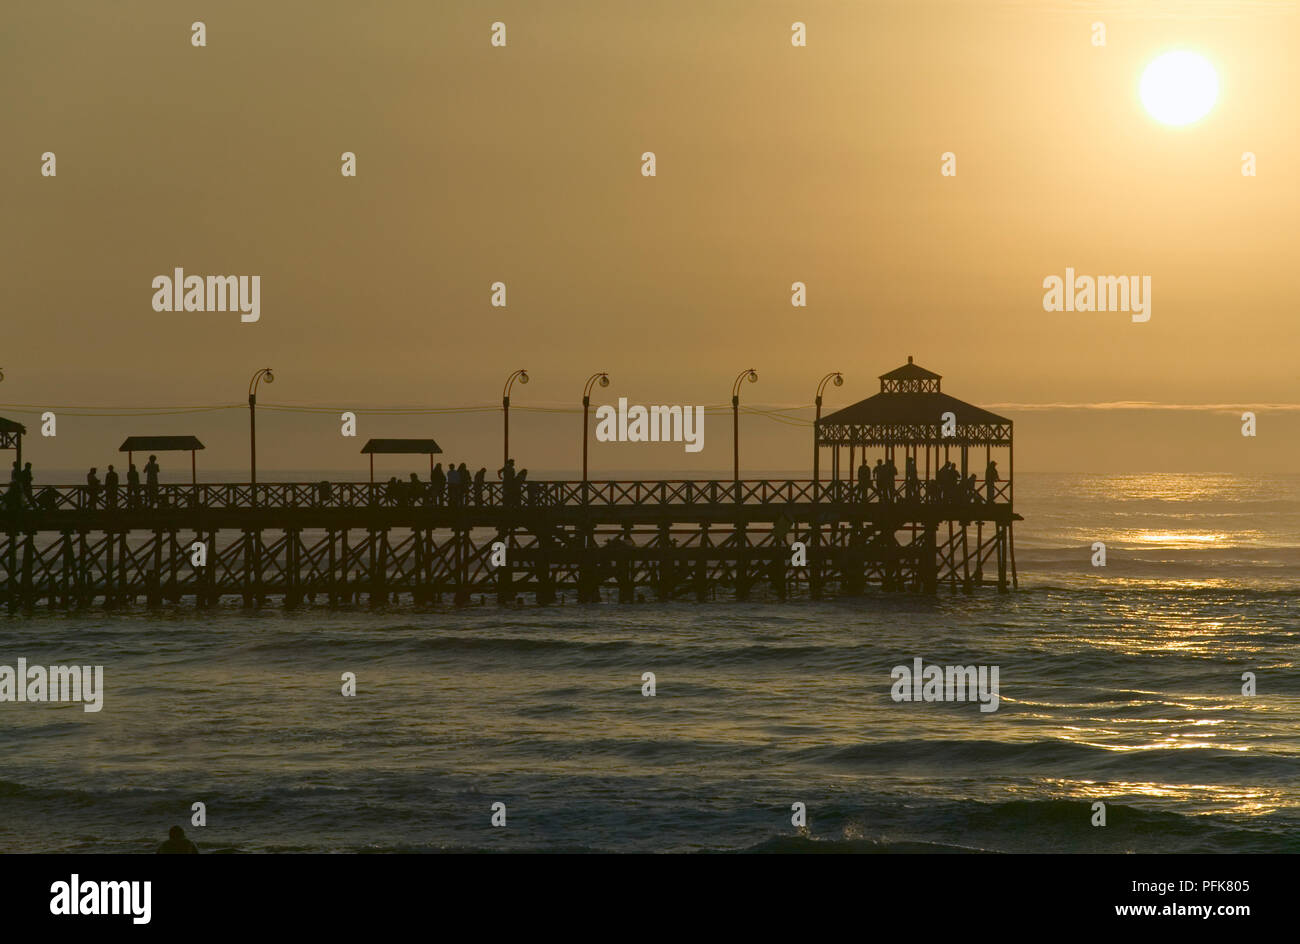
[3, 0, 1298, 477]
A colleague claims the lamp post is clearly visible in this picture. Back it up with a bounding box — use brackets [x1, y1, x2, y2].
[731, 368, 758, 484]
[813, 371, 843, 484]
[503, 368, 529, 470]
[582, 371, 610, 482]
[248, 367, 274, 490]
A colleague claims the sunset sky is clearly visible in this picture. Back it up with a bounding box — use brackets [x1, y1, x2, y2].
[3, 0, 1297, 477]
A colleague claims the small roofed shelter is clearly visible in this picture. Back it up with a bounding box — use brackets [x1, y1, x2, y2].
[816, 357, 1013, 499]
[360, 438, 443, 483]
[0, 417, 26, 471]
[119, 436, 206, 484]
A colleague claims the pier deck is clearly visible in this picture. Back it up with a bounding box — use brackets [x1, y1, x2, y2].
[0, 478, 1018, 610]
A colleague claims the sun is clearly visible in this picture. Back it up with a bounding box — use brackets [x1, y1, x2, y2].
[1140, 51, 1218, 126]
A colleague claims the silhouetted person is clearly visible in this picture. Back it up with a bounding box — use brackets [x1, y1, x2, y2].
[872, 459, 886, 502]
[387, 476, 402, 505]
[883, 457, 897, 503]
[18, 462, 34, 508]
[457, 463, 469, 505]
[318, 480, 332, 505]
[86, 468, 101, 509]
[408, 472, 423, 505]
[473, 467, 486, 505]
[985, 460, 999, 503]
[856, 461, 870, 502]
[157, 825, 198, 854]
[144, 455, 160, 507]
[104, 464, 119, 509]
[430, 462, 446, 505]
[498, 459, 517, 506]
[446, 463, 461, 506]
[965, 473, 978, 502]
[127, 462, 141, 509]
[5, 462, 20, 511]
[905, 455, 918, 501]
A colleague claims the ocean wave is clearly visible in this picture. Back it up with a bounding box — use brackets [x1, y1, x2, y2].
[803, 738, 1300, 782]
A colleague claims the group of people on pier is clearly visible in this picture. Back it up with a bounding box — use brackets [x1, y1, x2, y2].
[378, 459, 532, 508]
[5, 456, 163, 511]
[853, 457, 1000, 504]
[4, 454, 1003, 513]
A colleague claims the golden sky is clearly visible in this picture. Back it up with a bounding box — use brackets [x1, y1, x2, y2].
[2, 0, 1297, 476]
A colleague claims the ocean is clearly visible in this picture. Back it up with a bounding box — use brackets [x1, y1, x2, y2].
[1, 472, 1297, 853]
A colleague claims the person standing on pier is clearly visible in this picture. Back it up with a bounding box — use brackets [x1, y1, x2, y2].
[905, 455, 919, 501]
[473, 467, 486, 505]
[446, 462, 461, 507]
[883, 456, 897, 503]
[430, 462, 446, 505]
[857, 461, 870, 502]
[985, 460, 999, 503]
[86, 467, 101, 509]
[20, 462, 34, 508]
[457, 464, 470, 505]
[105, 464, 119, 509]
[144, 454, 160, 507]
[127, 462, 140, 509]
[498, 458, 516, 506]
[7, 461, 21, 511]
[934, 462, 950, 502]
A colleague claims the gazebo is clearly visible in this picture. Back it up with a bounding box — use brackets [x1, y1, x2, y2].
[119, 436, 206, 484]
[0, 417, 26, 470]
[360, 438, 443, 482]
[815, 357, 1013, 499]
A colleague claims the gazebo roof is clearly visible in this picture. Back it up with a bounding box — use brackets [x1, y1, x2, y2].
[0, 417, 26, 435]
[119, 436, 205, 452]
[820, 391, 1010, 428]
[360, 438, 443, 455]
[879, 360, 942, 382]
[818, 359, 1012, 446]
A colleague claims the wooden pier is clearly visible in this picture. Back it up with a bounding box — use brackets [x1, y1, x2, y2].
[0, 477, 1018, 610]
[0, 358, 1020, 610]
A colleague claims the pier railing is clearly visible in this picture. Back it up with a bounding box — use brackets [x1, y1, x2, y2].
[2, 478, 1012, 514]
